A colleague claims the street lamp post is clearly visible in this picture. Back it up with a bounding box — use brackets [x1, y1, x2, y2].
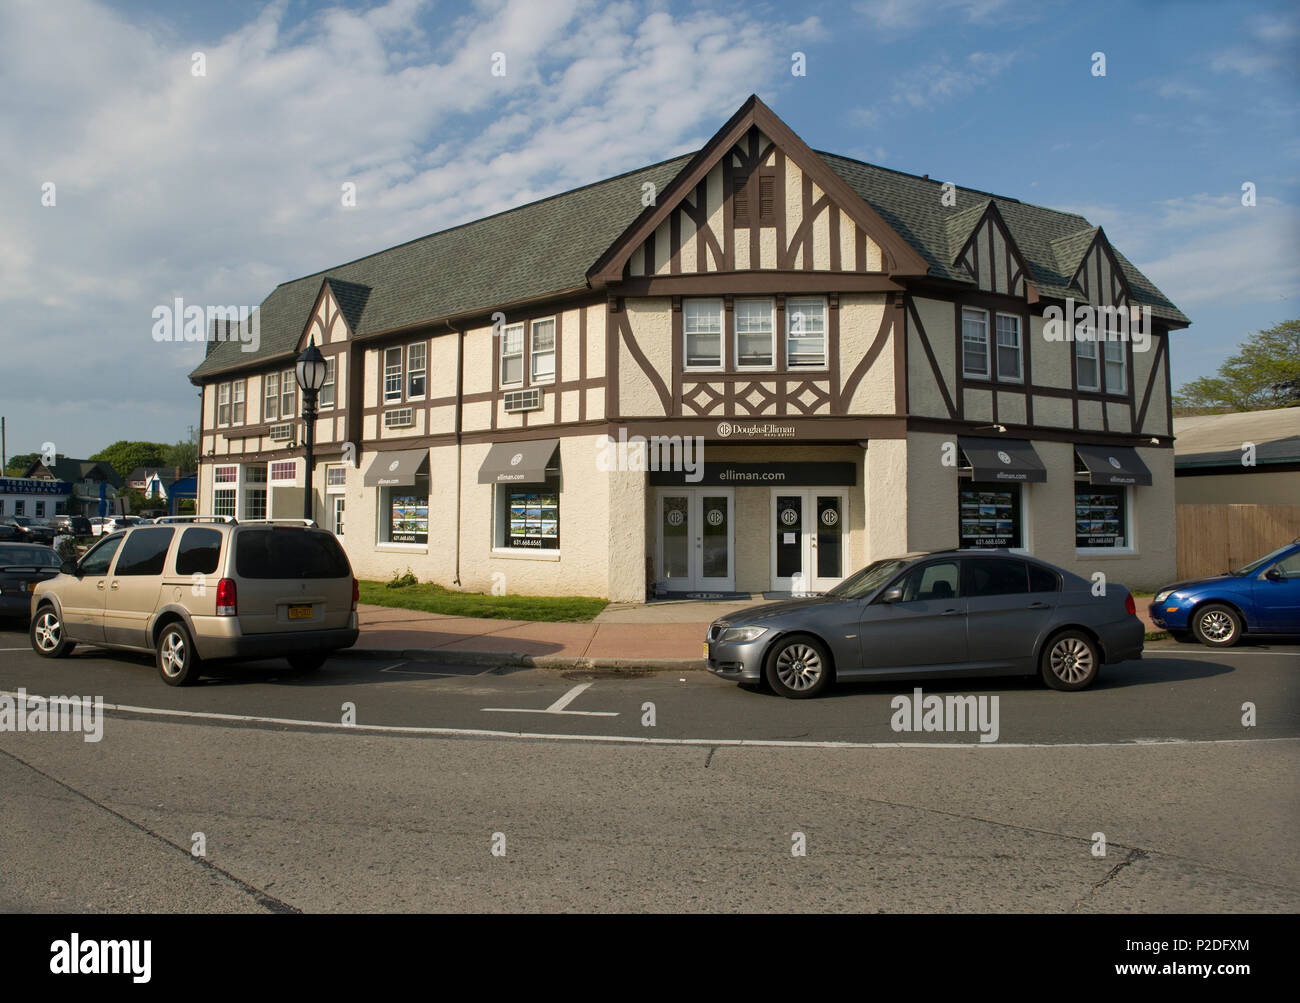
[294, 340, 328, 522]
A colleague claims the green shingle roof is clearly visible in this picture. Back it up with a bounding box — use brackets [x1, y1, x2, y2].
[191, 140, 1188, 382]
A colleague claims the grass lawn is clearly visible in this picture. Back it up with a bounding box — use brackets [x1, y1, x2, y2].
[357, 580, 607, 622]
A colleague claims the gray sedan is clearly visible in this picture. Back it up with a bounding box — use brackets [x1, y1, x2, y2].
[705, 550, 1144, 698]
[0, 543, 62, 622]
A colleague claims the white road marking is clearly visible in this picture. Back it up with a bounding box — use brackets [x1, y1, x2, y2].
[0, 648, 30, 652]
[482, 681, 619, 717]
[1143, 649, 1300, 657]
[0, 690, 1293, 750]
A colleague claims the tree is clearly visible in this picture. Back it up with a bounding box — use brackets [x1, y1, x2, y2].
[90, 441, 168, 479]
[1173, 320, 1300, 415]
[3, 452, 41, 477]
[162, 438, 198, 474]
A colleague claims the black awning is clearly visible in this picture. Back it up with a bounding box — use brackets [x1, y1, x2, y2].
[363, 449, 429, 487]
[1075, 444, 1153, 486]
[958, 437, 1047, 483]
[477, 438, 559, 484]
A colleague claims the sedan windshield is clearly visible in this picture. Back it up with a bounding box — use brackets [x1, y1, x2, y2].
[1231, 544, 1296, 577]
[0, 546, 59, 568]
[825, 558, 909, 599]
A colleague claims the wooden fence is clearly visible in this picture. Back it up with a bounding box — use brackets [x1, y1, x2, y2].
[1176, 504, 1300, 579]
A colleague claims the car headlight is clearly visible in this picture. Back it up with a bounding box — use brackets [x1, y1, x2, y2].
[1154, 589, 1178, 604]
[720, 625, 769, 643]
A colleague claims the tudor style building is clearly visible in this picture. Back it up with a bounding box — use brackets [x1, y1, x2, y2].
[190, 96, 1188, 600]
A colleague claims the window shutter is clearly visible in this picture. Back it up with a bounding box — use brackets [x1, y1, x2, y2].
[733, 172, 751, 224]
[758, 174, 775, 222]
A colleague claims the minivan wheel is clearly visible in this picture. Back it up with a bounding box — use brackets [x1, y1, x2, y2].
[1040, 630, 1100, 691]
[1192, 603, 1242, 648]
[156, 622, 202, 686]
[31, 606, 75, 658]
[764, 635, 831, 699]
[287, 652, 328, 672]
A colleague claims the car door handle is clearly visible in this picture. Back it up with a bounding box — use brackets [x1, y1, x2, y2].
[941, 608, 962, 615]
[109, 581, 120, 590]
[1028, 601, 1049, 609]
[96, 581, 105, 590]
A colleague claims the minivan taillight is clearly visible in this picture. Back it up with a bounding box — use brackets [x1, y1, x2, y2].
[352, 577, 359, 611]
[216, 578, 237, 617]
[1124, 592, 1136, 616]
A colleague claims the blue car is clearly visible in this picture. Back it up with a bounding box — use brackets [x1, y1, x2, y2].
[1149, 540, 1300, 647]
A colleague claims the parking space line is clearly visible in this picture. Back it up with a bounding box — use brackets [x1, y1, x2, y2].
[482, 681, 619, 717]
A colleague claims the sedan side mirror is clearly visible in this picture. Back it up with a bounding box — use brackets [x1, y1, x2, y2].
[60, 560, 78, 576]
[879, 585, 904, 604]
[1265, 567, 1283, 581]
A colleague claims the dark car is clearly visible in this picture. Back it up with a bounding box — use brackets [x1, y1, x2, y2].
[2, 517, 55, 545]
[0, 543, 62, 621]
[1149, 540, 1300, 647]
[705, 549, 1144, 698]
[51, 515, 93, 537]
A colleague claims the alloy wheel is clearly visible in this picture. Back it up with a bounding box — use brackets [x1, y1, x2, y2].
[160, 631, 187, 678]
[33, 612, 61, 652]
[1199, 610, 1235, 642]
[775, 642, 823, 691]
[1048, 635, 1094, 684]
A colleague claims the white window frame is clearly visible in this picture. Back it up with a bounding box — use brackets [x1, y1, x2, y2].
[383, 347, 403, 403]
[217, 383, 231, 426]
[280, 369, 296, 418]
[1075, 484, 1135, 556]
[962, 307, 990, 379]
[405, 343, 426, 399]
[269, 460, 296, 482]
[785, 296, 828, 369]
[325, 465, 347, 492]
[264, 372, 280, 421]
[320, 357, 337, 408]
[231, 379, 246, 425]
[995, 312, 1023, 383]
[530, 318, 556, 383]
[492, 478, 562, 556]
[683, 299, 724, 371]
[242, 486, 267, 521]
[500, 324, 525, 387]
[1075, 338, 1101, 392]
[734, 298, 775, 370]
[1103, 338, 1126, 395]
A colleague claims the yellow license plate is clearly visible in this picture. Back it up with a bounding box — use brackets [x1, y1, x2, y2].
[703, 642, 709, 659]
[288, 605, 313, 620]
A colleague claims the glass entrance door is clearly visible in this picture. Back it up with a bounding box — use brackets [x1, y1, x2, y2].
[770, 489, 847, 593]
[657, 489, 734, 592]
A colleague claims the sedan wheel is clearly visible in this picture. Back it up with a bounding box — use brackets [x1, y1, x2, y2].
[30, 606, 75, 659]
[1192, 603, 1242, 648]
[156, 622, 202, 687]
[1041, 630, 1100, 691]
[764, 636, 831, 699]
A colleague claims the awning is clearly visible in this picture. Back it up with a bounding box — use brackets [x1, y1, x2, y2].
[363, 449, 429, 487]
[1074, 444, 1152, 486]
[957, 437, 1047, 483]
[478, 439, 559, 484]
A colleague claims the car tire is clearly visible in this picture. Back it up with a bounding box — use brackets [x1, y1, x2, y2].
[287, 652, 328, 672]
[763, 634, 832, 699]
[156, 621, 202, 686]
[30, 605, 75, 659]
[1040, 629, 1100, 691]
[1191, 603, 1242, 648]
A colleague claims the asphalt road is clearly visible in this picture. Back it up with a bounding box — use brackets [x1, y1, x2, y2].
[1, 621, 1297, 912]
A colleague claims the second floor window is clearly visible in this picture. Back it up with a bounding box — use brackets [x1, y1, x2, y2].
[217, 383, 231, 425]
[995, 313, 1022, 382]
[962, 308, 989, 378]
[320, 357, 337, 407]
[735, 298, 774, 368]
[1102, 338, 1126, 394]
[264, 372, 279, 420]
[280, 369, 296, 417]
[384, 347, 403, 403]
[500, 324, 524, 385]
[531, 319, 555, 382]
[786, 297, 827, 368]
[406, 344, 425, 399]
[684, 299, 723, 369]
[1076, 339, 1100, 392]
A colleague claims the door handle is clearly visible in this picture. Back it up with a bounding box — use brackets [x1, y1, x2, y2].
[110, 581, 120, 591]
[1028, 601, 1049, 609]
[941, 608, 961, 615]
[96, 581, 105, 590]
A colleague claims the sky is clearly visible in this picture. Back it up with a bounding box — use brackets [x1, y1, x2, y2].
[1, 0, 1296, 460]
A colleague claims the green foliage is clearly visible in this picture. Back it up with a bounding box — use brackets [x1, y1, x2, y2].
[89, 441, 169, 479]
[1173, 319, 1300, 415]
[161, 439, 198, 474]
[385, 567, 419, 589]
[4, 452, 41, 476]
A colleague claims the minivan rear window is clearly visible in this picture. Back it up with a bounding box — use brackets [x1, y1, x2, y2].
[175, 528, 223, 576]
[235, 529, 351, 579]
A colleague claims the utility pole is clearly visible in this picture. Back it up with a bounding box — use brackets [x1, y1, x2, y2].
[1, 416, 6, 472]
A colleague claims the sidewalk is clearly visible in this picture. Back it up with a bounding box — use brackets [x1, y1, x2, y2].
[351, 600, 1164, 670]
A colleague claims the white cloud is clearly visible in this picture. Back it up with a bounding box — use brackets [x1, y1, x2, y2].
[853, 0, 1013, 31]
[0, 0, 797, 454]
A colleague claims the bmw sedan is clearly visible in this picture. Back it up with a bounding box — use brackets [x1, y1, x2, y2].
[705, 550, 1144, 698]
[1148, 539, 1300, 647]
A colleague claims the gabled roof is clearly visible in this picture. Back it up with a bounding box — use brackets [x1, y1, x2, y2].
[190, 97, 1189, 382]
[25, 457, 123, 488]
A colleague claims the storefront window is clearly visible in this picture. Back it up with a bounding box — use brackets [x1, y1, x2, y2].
[1075, 485, 1128, 549]
[213, 489, 236, 519]
[958, 482, 1023, 549]
[381, 475, 429, 544]
[495, 479, 559, 550]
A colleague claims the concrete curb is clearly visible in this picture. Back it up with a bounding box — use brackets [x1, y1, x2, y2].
[347, 647, 705, 671]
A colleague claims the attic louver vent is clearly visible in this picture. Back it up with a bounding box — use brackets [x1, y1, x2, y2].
[383, 408, 414, 429]
[268, 423, 292, 442]
[758, 175, 775, 220]
[503, 388, 542, 413]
